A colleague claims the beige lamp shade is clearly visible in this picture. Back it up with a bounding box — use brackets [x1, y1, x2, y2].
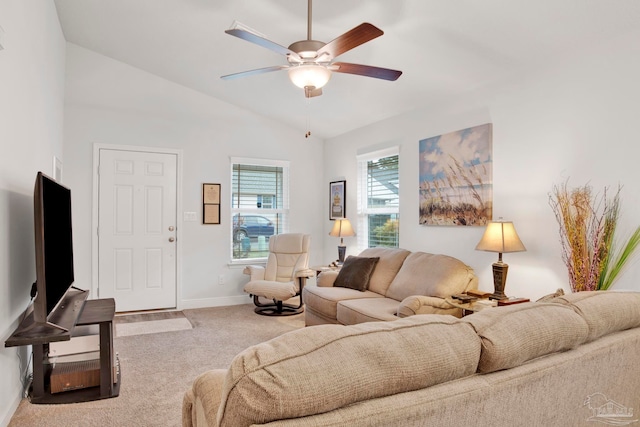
[329, 218, 355, 239]
[475, 220, 526, 254]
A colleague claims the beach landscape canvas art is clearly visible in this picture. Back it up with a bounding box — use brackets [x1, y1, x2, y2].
[419, 123, 493, 226]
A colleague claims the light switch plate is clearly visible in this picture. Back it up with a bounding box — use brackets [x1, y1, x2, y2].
[183, 211, 197, 222]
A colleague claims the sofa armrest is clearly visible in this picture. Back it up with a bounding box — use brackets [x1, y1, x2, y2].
[316, 270, 339, 287]
[243, 265, 265, 281]
[183, 369, 227, 427]
[397, 295, 462, 318]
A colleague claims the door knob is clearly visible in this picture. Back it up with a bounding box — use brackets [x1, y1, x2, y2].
[168, 226, 175, 231]
[169, 237, 175, 242]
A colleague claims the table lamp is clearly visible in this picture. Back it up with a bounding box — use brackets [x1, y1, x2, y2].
[475, 219, 526, 300]
[329, 218, 355, 263]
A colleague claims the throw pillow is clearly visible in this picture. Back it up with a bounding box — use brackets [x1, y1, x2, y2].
[334, 256, 380, 291]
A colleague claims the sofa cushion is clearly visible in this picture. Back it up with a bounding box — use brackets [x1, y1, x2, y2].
[463, 302, 589, 373]
[302, 286, 383, 321]
[337, 297, 400, 324]
[244, 280, 298, 301]
[217, 315, 481, 427]
[385, 252, 477, 301]
[334, 256, 380, 291]
[550, 291, 640, 342]
[358, 247, 411, 295]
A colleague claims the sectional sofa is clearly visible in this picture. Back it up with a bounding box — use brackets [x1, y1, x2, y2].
[183, 291, 640, 427]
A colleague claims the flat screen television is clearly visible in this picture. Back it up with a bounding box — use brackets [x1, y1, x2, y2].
[32, 171, 76, 326]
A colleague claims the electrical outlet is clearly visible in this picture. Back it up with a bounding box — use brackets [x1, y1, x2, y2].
[218, 274, 224, 285]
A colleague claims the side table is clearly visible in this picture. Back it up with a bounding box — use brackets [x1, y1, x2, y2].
[445, 296, 531, 316]
[309, 265, 341, 277]
[444, 297, 497, 316]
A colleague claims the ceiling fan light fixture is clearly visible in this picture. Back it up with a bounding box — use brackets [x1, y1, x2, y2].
[288, 64, 332, 90]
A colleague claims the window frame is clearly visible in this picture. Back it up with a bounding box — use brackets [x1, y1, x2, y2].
[229, 157, 290, 264]
[356, 147, 400, 249]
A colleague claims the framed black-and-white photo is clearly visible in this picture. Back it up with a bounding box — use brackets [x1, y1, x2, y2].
[330, 180, 346, 220]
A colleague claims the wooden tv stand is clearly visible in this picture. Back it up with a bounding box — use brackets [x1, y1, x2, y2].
[5, 291, 120, 404]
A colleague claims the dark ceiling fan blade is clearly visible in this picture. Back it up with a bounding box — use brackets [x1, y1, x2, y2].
[304, 86, 323, 98]
[316, 23, 383, 60]
[221, 65, 288, 80]
[332, 62, 402, 81]
[225, 29, 301, 60]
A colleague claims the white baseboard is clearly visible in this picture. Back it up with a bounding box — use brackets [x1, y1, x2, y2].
[1, 384, 23, 427]
[180, 295, 250, 310]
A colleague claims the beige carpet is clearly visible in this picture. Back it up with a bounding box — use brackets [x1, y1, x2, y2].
[116, 317, 193, 337]
[8, 304, 305, 427]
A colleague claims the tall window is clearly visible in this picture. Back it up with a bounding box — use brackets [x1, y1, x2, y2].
[230, 158, 289, 262]
[357, 148, 399, 248]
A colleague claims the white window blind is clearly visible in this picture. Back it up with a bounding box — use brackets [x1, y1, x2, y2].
[230, 158, 289, 262]
[357, 148, 399, 248]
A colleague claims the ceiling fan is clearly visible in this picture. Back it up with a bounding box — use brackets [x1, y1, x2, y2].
[221, 0, 402, 98]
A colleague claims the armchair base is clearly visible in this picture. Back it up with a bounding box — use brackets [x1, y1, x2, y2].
[252, 295, 304, 316]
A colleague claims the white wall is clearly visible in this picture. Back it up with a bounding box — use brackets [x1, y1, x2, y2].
[323, 27, 640, 300]
[62, 44, 325, 309]
[0, 1, 66, 425]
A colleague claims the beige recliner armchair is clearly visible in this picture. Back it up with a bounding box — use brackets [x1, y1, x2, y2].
[243, 233, 313, 316]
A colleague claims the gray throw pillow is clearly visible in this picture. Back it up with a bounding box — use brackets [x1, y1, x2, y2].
[334, 256, 380, 291]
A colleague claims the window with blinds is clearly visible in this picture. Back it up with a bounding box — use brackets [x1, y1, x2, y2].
[230, 159, 289, 262]
[357, 149, 399, 248]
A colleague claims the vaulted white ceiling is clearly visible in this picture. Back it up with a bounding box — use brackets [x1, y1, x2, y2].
[54, 0, 640, 139]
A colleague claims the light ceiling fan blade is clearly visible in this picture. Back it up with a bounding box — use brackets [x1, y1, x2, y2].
[316, 23, 383, 60]
[221, 65, 288, 80]
[304, 86, 323, 98]
[332, 62, 402, 81]
[225, 29, 301, 60]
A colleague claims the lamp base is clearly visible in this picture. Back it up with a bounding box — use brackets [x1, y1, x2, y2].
[488, 261, 509, 300]
[337, 245, 346, 263]
[489, 291, 507, 301]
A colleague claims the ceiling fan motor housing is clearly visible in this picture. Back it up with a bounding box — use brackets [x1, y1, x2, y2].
[287, 40, 327, 61]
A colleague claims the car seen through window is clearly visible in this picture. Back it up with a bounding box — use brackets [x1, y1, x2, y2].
[233, 214, 275, 242]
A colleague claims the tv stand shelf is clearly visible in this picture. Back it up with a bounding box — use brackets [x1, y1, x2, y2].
[5, 295, 120, 404]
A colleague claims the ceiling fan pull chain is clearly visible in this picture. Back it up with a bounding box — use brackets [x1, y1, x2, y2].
[305, 98, 311, 139]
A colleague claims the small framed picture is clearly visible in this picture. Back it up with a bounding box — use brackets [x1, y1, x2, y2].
[203, 203, 220, 225]
[203, 183, 221, 224]
[203, 183, 221, 204]
[330, 180, 346, 220]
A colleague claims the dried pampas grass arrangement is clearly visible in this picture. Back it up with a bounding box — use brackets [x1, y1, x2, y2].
[549, 181, 640, 292]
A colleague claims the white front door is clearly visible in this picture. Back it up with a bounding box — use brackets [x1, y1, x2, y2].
[97, 148, 178, 312]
